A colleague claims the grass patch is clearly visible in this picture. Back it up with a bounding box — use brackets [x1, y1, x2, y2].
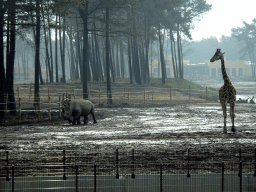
[148, 78, 218, 98]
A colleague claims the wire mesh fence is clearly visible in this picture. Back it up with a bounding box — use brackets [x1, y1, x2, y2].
[1, 148, 256, 167]
[0, 162, 256, 191]
[1, 148, 256, 191]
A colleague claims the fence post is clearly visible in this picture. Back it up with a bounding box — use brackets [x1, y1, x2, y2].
[12, 165, 14, 192]
[206, 87, 208, 99]
[73, 88, 75, 99]
[38, 97, 41, 122]
[59, 96, 61, 117]
[99, 89, 101, 104]
[189, 85, 191, 100]
[152, 91, 153, 104]
[160, 164, 163, 192]
[6, 151, 9, 181]
[128, 89, 129, 105]
[222, 162, 224, 192]
[107, 91, 109, 105]
[18, 98, 21, 122]
[239, 148, 241, 162]
[144, 89, 146, 104]
[94, 164, 97, 192]
[5, 93, 8, 113]
[116, 149, 119, 179]
[254, 148, 256, 177]
[63, 150, 66, 180]
[29, 85, 32, 99]
[187, 148, 190, 178]
[131, 149, 135, 178]
[48, 97, 51, 120]
[239, 162, 242, 192]
[170, 87, 172, 101]
[75, 165, 78, 192]
[17, 86, 19, 99]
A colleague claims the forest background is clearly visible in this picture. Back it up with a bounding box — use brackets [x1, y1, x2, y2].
[1, 0, 256, 118]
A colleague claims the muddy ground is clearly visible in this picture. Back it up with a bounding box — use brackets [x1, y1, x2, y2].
[1, 80, 256, 175]
[0, 100, 256, 171]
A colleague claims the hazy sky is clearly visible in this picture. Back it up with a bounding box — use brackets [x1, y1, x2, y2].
[191, 0, 256, 41]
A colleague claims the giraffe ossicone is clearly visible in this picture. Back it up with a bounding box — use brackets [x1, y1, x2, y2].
[210, 49, 236, 133]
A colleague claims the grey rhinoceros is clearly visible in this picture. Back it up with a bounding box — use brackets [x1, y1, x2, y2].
[61, 99, 97, 125]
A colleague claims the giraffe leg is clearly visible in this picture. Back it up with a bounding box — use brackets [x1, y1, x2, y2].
[230, 102, 235, 132]
[221, 101, 227, 134]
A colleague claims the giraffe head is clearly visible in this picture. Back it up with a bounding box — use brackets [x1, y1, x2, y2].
[210, 49, 225, 62]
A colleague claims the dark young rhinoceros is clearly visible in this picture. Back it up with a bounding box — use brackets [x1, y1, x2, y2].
[62, 99, 97, 125]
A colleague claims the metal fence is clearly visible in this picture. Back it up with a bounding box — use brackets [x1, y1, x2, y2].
[1, 148, 256, 167]
[1, 148, 256, 169]
[0, 162, 256, 191]
[1, 148, 256, 191]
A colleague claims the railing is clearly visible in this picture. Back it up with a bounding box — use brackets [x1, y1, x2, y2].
[1, 148, 256, 191]
[0, 162, 256, 191]
[1, 148, 256, 171]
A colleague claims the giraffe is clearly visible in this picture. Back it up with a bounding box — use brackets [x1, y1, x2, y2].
[210, 49, 236, 133]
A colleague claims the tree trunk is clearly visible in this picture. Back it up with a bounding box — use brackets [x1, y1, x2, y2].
[68, 26, 76, 81]
[106, 0, 112, 104]
[75, 21, 82, 80]
[109, 41, 115, 83]
[144, 15, 150, 83]
[55, 14, 58, 82]
[0, 1, 6, 118]
[34, 0, 41, 108]
[132, 38, 141, 84]
[90, 34, 96, 81]
[60, 15, 66, 83]
[177, 23, 182, 79]
[94, 26, 103, 81]
[158, 24, 166, 84]
[47, 8, 54, 82]
[131, 7, 142, 84]
[6, 11, 9, 81]
[87, 40, 91, 81]
[120, 39, 125, 78]
[170, 29, 177, 78]
[79, 1, 89, 99]
[75, 32, 80, 80]
[7, 0, 16, 115]
[115, 42, 120, 78]
[128, 38, 133, 84]
[179, 34, 184, 79]
[139, 38, 145, 83]
[43, 13, 52, 82]
[22, 48, 26, 80]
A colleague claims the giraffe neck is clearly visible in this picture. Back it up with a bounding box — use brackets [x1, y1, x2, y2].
[221, 58, 231, 85]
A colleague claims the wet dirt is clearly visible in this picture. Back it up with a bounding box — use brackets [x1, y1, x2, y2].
[1, 101, 256, 167]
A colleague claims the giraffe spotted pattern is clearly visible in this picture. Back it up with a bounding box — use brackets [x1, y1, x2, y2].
[210, 49, 236, 133]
